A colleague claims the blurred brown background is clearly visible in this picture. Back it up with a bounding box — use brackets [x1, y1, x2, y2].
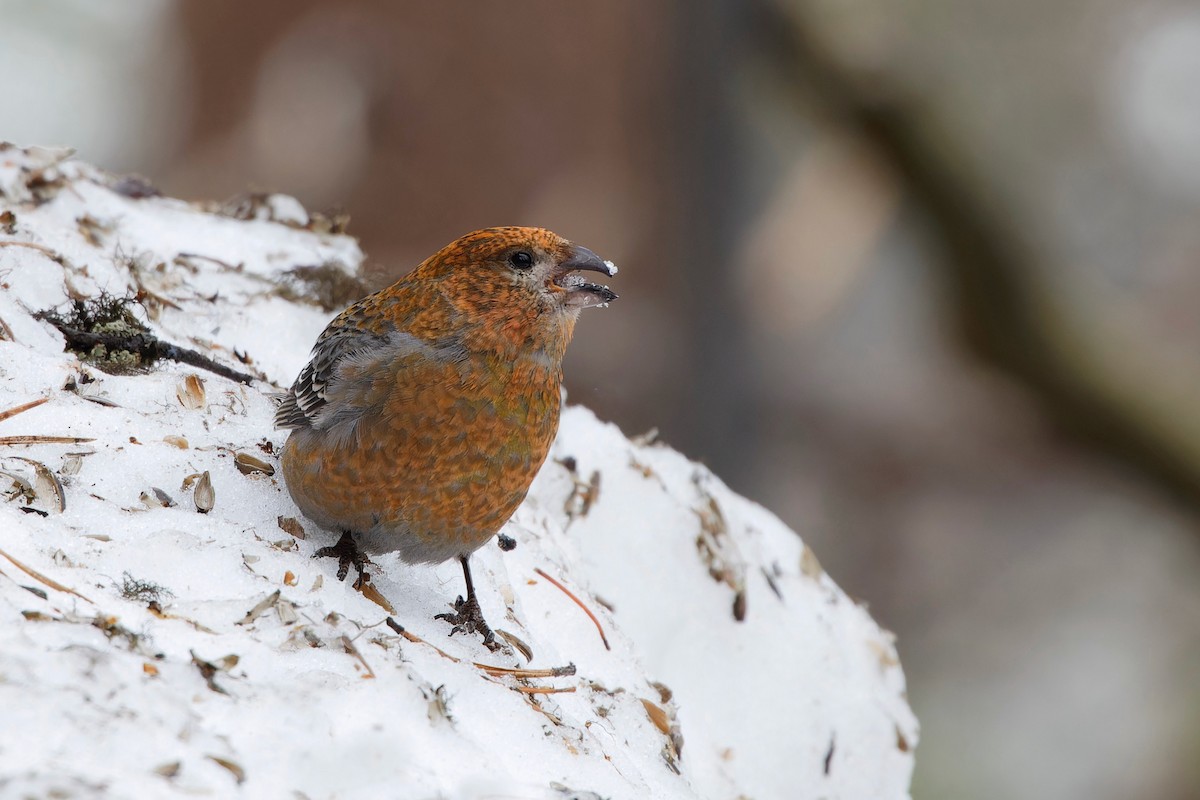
[5, 1, 1200, 797]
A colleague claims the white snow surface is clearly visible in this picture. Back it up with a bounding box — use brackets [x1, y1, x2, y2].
[0, 144, 917, 800]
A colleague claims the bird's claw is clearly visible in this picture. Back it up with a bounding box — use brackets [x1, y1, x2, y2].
[314, 531, 372, 587]
[436, 594, 501, 651]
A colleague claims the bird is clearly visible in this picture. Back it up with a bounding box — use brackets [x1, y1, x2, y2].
[274, 227, 617, 648]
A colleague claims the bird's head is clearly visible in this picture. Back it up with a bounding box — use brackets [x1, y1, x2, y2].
[417, 227, 618, 317]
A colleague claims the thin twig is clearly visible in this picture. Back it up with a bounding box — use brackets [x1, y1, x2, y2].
[340, 635, 376, 679]
[385, 618, 576, 681]
[0, 435, 95, 445]
[176, 252, 243, 272]
[0, 547, 93, 603]
[521, 693, 566, 726]
[475, 663, 577, 679]
[386, 617, 463, 663]
[0, 398, 48, 424]
[514, 685, 577, 695]
[0, 240, 62, 259]
[534, 567, 611, 651]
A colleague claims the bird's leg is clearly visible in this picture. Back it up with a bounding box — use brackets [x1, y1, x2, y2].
[314, 530, 372, 588]
[436, 555, 500, 651]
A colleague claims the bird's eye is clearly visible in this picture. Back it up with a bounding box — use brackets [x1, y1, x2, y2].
[508, 250, 534, 270]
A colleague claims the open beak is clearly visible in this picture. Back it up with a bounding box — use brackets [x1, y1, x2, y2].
[552, 245, 618, 309]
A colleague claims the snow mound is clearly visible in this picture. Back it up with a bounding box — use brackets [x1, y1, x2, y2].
[0, 144, 917, 799]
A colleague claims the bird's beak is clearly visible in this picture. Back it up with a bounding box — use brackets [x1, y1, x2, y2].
[559, 245, 617, 279]
[552, 245, 618, 309]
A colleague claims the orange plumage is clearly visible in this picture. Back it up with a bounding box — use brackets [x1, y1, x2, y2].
[275, 227, 616, 646]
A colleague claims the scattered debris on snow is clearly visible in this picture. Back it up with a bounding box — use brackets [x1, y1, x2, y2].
[0, 143, 917, 799]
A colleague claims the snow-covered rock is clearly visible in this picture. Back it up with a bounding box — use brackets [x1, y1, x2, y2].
[0, 143, 917, 799]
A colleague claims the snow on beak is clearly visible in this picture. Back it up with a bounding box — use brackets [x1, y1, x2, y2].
[553, 245, 618, 309]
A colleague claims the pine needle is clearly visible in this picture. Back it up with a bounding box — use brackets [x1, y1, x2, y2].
[0, 398, 48, 423]
[535, 567, 611, 651]
[0, 547, 93, 603]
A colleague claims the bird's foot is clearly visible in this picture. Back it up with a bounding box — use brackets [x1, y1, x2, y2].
[436, 594, 501, 651]
[314, 531, 372, 588]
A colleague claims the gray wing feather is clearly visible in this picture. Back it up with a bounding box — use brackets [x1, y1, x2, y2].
[273, 326, 388, 431]
[275, 324, 466, 434]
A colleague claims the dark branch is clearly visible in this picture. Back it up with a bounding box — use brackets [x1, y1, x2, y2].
[753, 0, 1200, 513]
[45, 323, 256, 385]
